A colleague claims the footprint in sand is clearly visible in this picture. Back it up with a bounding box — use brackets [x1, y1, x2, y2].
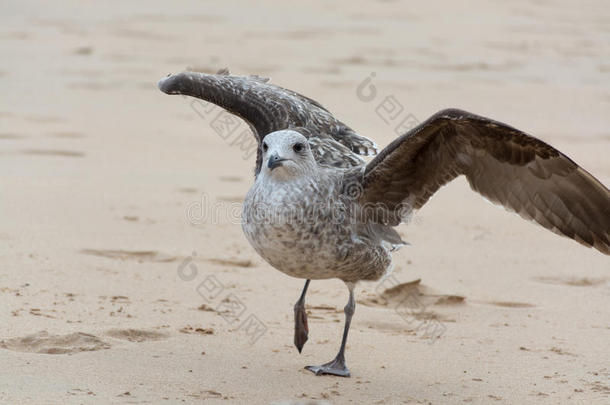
[358, 279, 463, 328]
[365, 281, 533, 310]
[359, 279, 465, 309]
[0, 331, 110, 354]
[106, 329, 168, 343]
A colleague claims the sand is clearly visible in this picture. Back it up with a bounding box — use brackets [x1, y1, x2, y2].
[1, 0, 609, 404]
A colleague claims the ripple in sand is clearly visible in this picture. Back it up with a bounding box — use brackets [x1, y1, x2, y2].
[216, 196, 243, 203]
[80, 249, 177, 263]
[488, 301, 535, 308]
[549, 346, 577, 356]
[206, 258, 253, 268]
[320, 80, 356, 89]
[73, 46, 93, 55]
[302, 66, 342, 75]
[533, 276, 606, 287]
[67, 81, 123, 90]
[308, 305, 340, 312]
[0, 331, 110, 354]
[331, 55, 368, 66]
[219, 176, 243, 182]
[21, 149, 85, 157]
[177, 187, 198, 194]
[0, 133, 26, 139]
[106, 329, 168, 342]
[426, 60, 522, 72]
[435, 295, 466, 306]
[111, 27, 174, 41]
[188, 390, 224, 400]
[179, 326, 214, 335]
[0, 31, 30, 40]
[243, 29, 332, 40]
[48, 131, 86, 138]
[24, 114, 64, 123]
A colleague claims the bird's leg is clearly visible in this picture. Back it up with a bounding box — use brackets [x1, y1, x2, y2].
[294, 279, 311, 353]
[305, 282, 355, 377]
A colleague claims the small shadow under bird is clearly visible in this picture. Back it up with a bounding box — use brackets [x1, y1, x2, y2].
[158, 69, 610, 377]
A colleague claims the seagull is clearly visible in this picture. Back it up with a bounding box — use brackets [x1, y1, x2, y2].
[158, 69, 610, 377]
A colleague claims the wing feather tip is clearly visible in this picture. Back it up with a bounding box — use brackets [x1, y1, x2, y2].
[157, 73, 188, 95]
[593, 237, 610, 256]
[157, 74, 172, 93]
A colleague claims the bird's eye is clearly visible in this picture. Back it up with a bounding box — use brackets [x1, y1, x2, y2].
[293, 142, 304, 153]
[262, 142, 268, 152]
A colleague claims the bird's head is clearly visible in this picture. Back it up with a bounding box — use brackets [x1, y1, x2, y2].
[260, 130, 316, 180]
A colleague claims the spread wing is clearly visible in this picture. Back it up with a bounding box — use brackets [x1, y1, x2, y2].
[158, 69, 377, 175]
[360, 108, 610, 254]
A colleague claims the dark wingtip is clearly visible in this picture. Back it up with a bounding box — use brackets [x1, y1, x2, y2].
[157, 73, 183, 95]
[158, 69, 232, 95]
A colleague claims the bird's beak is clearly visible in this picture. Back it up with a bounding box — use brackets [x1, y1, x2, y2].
[267, 153, 285, 170]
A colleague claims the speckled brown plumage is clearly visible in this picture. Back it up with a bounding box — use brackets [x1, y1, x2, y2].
[158, 70, 377, 175]
[159, 71, 610, 377]
[361, 108, 610, 253]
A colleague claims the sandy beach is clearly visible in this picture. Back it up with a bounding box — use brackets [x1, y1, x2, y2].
[1, 0, 609, 403]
